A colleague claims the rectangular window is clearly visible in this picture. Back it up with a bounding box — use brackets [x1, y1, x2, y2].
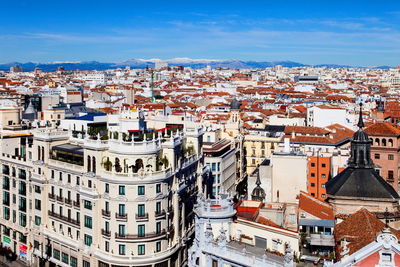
[105, 201, 109, 212]
[84, 234, 92, 246]
[18, 169, 26, 180]
[119, 204, 126, 216]
[138, 245, 145, 255]
[388, 170, 394, 180]
[310, 162, 315, 167]
[389, 154, 394, 160]
[119, 186, 125, 195]
[35, 216, 41, 226]
[375, 153, 380, 159]
[156, 222, 161, 234]
[321, 163, 326, 168]
[310, 183, 315, 187]
[311, 173, 315, 177]
[70, 257, 78, 267]
[119, 225, 126, 236]
[83, 260, 90, 267]
[84, 200, 92, 210]
[211, 163, 216, 171]
[35, 199, 41, 210]
[138, 204, 145, 216]
[19, 213, 27, 227]
[34, 185, 41, 193]
[105, 241, 109, 252]
[62, 252, 69, 264]
[156, 241, 161, 252]
[119, 245, 126, 255]
[156, 184, 161, 193]
[321, 174, 326, 178]
[3, 207, 10, 220]
[322, 194, 326, 198]
[84, 216, 92, 229]
[34, 240, 40, 249]
[138, 225, 145, 237]
[105, 183, 109, 193]
[138, 186, 145, 195]
[53, 249, 60, 260]
[156, 202, 161, 213]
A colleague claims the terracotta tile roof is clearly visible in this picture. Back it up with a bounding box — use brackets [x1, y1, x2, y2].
[256, 216, 282, 228]
[298, 191, 334, 220]
[365, 122, 400, 136]
[284, 124, 353, 145]
[285, 126, 330, 135]
[335, 208, 400, 259]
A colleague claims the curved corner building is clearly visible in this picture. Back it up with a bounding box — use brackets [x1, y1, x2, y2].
[24, 112, 208, 267]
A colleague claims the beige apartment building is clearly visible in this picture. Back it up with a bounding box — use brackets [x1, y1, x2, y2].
[244, 126, 284, 175]
[0, 110, 208, 267]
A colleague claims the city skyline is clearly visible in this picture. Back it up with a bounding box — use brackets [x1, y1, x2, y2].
[1, 0, 400, 66]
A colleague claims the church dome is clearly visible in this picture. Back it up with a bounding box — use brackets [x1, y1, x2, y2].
[251, 175, 266, 202]
[353, 129, 370, 142]
[251, 186, 266, 202]
[230, 99, 241, 110]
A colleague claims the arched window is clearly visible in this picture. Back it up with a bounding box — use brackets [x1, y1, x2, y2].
[87, 156, 91, 172]
[37, 146, 41, 161]
[135, 159, 144, 172]
[389, 139, 394, 147]
[115, 158, 122, 172]
[375, 138, 380, 146]
[104, 157, 112, 171]
[382, 139, 387, 147]
[92, 157, 96, 173]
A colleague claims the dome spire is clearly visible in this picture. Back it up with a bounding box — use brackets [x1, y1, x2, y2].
[357, 102, 364, 129]
[251, 173, 266, 202]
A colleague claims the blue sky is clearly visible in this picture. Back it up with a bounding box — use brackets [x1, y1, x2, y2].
[1, 0, 400, 66]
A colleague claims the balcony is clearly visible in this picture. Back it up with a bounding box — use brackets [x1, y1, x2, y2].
[101, 229, 111, 237]
[102, 209, 110, 217]
[48, 211, 80, 226]
[3, 200, 10, 206]
[65, 198, 72, 205]
[18, 189, 26, 196]
[114, 230, 166, 240]
[2, 184, 9, 190]
[56, 196, 64, 202]
[135, 213, 149, 221]
[155, 210, 166, 218]
[48, 193, 55, 200]
[115, 213, 127, 221]
[73, 201, 80, 208]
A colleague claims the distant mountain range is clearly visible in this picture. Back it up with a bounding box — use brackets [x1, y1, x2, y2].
[0, 58, 394, 72]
